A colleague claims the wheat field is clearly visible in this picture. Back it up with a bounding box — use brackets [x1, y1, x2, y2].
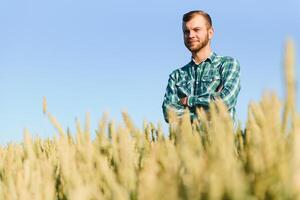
[0, 40, 298, 200]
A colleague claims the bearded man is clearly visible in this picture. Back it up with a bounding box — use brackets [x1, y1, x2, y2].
[162, 10, 241, 124]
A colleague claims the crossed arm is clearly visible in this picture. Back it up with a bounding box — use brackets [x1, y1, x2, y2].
[162, 74, 186, 123]
[162, 59, 241, 123]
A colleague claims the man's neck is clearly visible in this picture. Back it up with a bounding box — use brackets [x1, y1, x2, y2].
[192, 47, 212, 64]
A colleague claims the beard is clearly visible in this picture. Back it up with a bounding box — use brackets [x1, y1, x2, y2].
[184, 33, 210, 53]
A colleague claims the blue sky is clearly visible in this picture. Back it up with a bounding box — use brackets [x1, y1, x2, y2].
[0, 0, 299, 144]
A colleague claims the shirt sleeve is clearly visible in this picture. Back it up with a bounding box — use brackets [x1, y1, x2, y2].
[162, 74, 186, 123]
[187, 58, 241, 110]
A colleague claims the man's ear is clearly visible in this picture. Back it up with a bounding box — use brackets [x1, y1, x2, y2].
[208, 27, 214, 40]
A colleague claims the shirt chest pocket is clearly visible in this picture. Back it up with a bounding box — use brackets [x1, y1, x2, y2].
[201, 73, 221, 92]
[175, 79, 193, 97]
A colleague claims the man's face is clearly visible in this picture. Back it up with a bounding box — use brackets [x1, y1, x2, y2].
[182, 15, 214, 53]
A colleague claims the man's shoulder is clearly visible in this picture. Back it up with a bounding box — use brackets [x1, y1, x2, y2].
[169, 62, 192, 78]
[213, 53, 240, 72]
[213, 53, 239, 65]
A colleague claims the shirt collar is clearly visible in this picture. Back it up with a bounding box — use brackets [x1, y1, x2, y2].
[191, 52, 216, 65]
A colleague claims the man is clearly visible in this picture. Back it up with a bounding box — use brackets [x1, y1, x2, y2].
[162, 10, 241, 124]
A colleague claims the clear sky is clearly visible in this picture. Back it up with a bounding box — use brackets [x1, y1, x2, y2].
[0, 0, 299, 144]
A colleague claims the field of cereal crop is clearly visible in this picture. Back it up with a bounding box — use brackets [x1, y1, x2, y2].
[0, 40, 297, 200]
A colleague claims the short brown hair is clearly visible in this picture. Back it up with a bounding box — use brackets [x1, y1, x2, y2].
[182, 10, 213, 28]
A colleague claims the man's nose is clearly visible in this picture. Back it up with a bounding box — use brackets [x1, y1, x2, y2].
[188, 31, 195, 38]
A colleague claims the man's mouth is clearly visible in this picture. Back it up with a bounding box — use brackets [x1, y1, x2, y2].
[188, 40, 198, 44]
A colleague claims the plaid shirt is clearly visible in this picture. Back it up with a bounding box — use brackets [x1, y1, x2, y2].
[162, 52, 241, 123]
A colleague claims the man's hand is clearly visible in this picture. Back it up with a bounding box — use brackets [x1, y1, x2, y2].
[180, 97, 188, 106]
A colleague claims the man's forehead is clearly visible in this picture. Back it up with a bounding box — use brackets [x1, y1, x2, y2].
[184, 15, 207, 24]
[183, 16, 207, 29]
